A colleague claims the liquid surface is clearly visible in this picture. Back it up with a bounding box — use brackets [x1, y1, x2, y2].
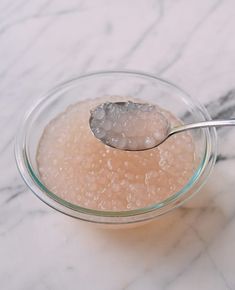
[37, 96, 197, 211]
[90, 101, 169, 150]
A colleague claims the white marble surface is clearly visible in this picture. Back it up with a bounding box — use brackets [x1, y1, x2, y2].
[1, 0, 235, 289]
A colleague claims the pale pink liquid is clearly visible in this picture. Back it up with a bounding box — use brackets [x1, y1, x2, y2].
[37, 97, 197, 211]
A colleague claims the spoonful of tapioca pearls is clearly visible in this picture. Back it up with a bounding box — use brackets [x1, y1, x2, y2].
[89, 101, 235, 151]
[89, 101, 169, 150]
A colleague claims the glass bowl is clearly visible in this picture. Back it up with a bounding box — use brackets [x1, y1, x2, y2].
[15, 71, 217, 225]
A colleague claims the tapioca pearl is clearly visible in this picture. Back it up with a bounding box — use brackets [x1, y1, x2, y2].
[125, 122, 142, 138]
[140, 104, 155, 112]
[93, 127, 106, 139]
[144, 136, 156, 149]
[94, 115, 106, 127]
[112, 121, 122, 133]
[93, 106, 105, 120]
[107, 103, 117, 115]
[105, 135, 117, 147]
[107, 159, 113, 170]
[126, 138, 139, 150]
[101, 119, 113, 131]
[90, 118, 99, 132]
[132, 137, 145, 150]
[108, 105, 121, 120]
[116, 137, 127, 149]
[153, 130, 165, 143]
[144, 171, 159, 187]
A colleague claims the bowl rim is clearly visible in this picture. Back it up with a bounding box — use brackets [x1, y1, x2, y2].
[15, 70, 218, 224]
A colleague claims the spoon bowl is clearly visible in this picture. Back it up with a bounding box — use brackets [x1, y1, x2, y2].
[90, 101, 235, 151]
[89, 101, 170, 151]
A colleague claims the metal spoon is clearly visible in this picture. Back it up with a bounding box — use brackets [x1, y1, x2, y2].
[89, 101, 235, 151]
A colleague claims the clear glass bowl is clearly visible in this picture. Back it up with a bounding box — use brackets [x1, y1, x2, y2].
[15, 71, 217, 225]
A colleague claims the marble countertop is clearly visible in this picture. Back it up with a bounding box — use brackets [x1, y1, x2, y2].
[1, 0, 235, 289]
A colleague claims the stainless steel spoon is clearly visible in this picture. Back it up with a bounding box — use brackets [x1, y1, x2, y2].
[89, 101, 235, 151]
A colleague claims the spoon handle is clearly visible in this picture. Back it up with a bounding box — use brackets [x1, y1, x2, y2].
[170, 119, 235, 135]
